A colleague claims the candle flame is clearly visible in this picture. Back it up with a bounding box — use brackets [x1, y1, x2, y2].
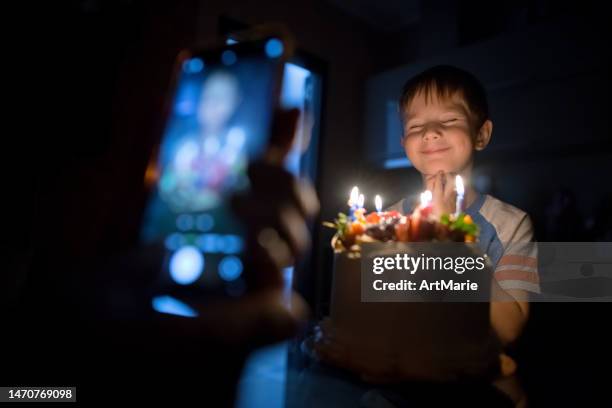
[455, 175, 464, 196]
[357, 193, 365, 208]
[420, 190, 432, 207]
[348, 186, 359, 207]
[375, 195, 382, 213]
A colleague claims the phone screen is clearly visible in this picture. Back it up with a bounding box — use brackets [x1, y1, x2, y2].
[140, 38, 286, 296]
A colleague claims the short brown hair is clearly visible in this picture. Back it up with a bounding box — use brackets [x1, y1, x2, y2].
[398, 65, 489, 130]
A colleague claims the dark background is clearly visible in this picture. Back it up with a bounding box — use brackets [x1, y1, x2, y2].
[2, 0, 610, 405]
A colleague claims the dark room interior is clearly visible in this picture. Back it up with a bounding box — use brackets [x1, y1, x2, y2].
[2, 0, 611, 406]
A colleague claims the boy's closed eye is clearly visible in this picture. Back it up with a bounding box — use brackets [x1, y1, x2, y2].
[405, 118, 423, 127]
[405, 118, 461, 134]
[440, 112, 467, 123]
[403, 123, 423, 138]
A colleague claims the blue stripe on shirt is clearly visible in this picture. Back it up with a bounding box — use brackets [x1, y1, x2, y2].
[465, 193, 504, 269]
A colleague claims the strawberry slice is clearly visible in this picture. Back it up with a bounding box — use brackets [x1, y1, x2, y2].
[365, 212, 381, 224]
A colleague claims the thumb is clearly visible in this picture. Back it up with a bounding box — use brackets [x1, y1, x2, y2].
[265, 108, 300, 166]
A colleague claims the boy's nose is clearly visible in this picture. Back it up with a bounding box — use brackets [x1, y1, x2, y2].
[422, 124, 442, 141]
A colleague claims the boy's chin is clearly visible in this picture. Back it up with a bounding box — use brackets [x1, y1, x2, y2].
[411, 156, 473, 176]
[418, 165, 460, 176]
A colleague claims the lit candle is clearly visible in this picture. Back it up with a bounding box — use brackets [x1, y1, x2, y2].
[375, 195, 382, 214]
[353, 193, 366, 222]
[347, 186, 359, 220]
[420, 190, 432, 208]
[348, 186, 359, 208]
[455, 175, 464, 217]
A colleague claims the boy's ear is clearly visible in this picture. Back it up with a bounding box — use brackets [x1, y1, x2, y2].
[475, 119, 493, 151]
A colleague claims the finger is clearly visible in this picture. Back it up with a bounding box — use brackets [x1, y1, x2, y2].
[424, 175, 436, 192]
[232, 197, 311, 262]
[432, 171, 445, 209]
[231, 198, 311, 289]
[253, 206, 310, 270]
[444, 172, 457, 202]
[256, 227, 295, 270]
[295, 177, 320, 219]
[425, 172, 437, 182]
[278, 204, 311, 256]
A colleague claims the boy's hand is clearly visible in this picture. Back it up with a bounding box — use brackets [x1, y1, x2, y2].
[425, 170, 458, 217]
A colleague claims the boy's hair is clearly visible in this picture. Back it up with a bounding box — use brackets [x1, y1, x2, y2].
[398, 65, 489, 130]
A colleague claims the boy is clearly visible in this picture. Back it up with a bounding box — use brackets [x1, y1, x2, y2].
[387, 65, 539, 347]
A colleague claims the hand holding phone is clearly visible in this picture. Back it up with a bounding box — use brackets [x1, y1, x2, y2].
[232, 108, 320, 290]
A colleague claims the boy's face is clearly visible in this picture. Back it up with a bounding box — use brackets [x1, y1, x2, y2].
[401, 90, 477, 177]
[197, 72, 241, 132]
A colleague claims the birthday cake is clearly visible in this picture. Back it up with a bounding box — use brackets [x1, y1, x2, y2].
[317, 187, 500, 382]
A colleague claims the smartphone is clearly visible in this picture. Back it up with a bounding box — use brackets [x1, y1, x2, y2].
[140, 36, 290, 299]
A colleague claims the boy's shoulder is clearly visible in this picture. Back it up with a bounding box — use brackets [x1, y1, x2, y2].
[477, 194, 533, 242]
[480, 194, 528, 221]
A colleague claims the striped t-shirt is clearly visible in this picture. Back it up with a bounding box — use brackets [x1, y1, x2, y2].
[387, 192, 540, 293]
